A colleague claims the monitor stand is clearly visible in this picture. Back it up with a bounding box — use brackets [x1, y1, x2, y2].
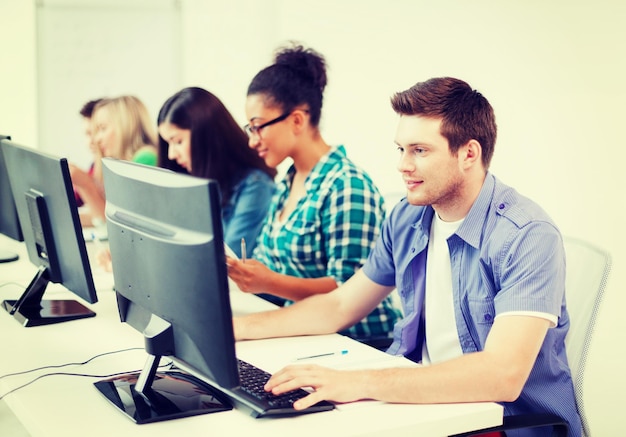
[0, 249, 18, 263]
[94, 354, 232, 424]
[2, 265, 95, 327]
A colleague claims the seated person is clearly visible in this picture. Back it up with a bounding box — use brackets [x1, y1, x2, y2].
[226, 44, 402, 345]
[156, 87, 276, 257]
[70, 95, 158, 227]
[232, 77, 583, 437]
[73, 98, 103, 207]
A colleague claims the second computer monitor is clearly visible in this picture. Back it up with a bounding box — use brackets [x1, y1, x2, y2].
[1, 139, 97, 326]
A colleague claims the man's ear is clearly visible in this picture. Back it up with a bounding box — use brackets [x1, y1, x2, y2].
[460, 139, 482, 169]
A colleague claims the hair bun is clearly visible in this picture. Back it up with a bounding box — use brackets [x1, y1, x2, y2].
[274, 43, 327, 92]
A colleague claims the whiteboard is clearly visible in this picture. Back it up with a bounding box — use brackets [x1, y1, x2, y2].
[36, 1, 181, 167]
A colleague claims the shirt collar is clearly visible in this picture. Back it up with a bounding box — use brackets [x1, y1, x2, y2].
[282, 145, 346, 191]
[455, 172, 496, 249]
[410, 173, 496, 250]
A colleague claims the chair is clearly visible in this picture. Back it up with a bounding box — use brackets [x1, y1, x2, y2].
[383, 190, 406, 215]
[451, 236, 612, 437]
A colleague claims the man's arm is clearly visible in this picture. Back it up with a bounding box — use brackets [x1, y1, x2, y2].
[233, 269, 394, 340]
[265, 314, 550, 409]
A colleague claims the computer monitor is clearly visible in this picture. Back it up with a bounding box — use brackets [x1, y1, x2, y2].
[0, 134, 23, 263]
[0, 140, 97, 326]
[95, 158, 235, 423]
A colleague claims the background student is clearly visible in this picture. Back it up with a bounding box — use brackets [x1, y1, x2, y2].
[70, 95, 158, 227]
[233, 77, 582, 436]
[156, 86, 276, 258]
[226, 43, 402, 346]
[73, 98, 103, 207]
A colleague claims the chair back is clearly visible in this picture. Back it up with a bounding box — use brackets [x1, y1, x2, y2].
[563, 236, 612, 436]
[383, 191, 406, 215]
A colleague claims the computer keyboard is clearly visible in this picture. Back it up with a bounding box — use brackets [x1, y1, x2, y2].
[234, 359, 335, 417]
[164, 359, 335, 418]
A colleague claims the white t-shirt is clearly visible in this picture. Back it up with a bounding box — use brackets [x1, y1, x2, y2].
[422, 213, 464, 365]
[420, 213, 558, 366]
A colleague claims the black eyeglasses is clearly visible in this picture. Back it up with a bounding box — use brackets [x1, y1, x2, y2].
[243, 112, 291, 138]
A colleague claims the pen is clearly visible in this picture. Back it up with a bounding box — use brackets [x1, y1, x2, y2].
[296, 350, 349, 360]
[240, 238, 246, 263]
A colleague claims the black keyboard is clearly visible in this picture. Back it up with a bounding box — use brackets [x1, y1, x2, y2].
[235, 359, 335, 417]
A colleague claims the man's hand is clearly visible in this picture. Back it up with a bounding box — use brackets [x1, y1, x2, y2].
[264, 364, 367, 410]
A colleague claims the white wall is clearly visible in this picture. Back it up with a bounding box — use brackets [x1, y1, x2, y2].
[1, 0, 37, 146]
[1, 0, 624, 434]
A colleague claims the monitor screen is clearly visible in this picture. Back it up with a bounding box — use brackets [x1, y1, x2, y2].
[0, 135, 23, 263]
[95, 157, 236, 423]
[0, 139, 97, 326]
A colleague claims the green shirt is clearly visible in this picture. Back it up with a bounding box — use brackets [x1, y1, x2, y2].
[132, 148, 157, 166]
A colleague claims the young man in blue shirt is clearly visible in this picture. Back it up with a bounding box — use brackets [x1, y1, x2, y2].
[232, 77, 581, 437]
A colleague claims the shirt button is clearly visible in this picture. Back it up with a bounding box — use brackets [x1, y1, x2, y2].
[498, 203, 505, 210]
[484, 313, 493, 322]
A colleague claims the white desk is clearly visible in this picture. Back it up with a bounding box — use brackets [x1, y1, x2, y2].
[0, 234, 502, 437]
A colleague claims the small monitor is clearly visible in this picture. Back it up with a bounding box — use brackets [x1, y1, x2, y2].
[0, 134, 23, 263]
[0, 140, 97, 326]
[95, 158, 235, 423]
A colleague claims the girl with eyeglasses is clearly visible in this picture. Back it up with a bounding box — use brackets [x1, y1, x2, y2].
[226, 43, 401, 346]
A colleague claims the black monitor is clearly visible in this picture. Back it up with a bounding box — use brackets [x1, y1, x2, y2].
[0, 134, 23, 263]
[0, 140, 97, 326]
[95, 158, 235, 423]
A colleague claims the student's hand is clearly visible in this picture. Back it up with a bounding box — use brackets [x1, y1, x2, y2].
[264, 364, 365, 410]
[69, 163, 92, 189]
[225, 257, 274, 293]
[70, 162, 104, 195]
[97, 248, 113, 273]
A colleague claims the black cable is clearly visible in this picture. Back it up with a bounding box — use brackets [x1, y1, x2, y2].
[0, 347, 143, 380]
[0, 347, 174, 399]
[0, 360, 174, 401]
[1, 370, 132, 400]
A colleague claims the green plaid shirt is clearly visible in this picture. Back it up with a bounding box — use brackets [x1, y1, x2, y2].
[253, 145, 402, 340]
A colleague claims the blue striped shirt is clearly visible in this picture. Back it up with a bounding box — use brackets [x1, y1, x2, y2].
[253, 145, 402, 340]
[363, 173, 582, 437]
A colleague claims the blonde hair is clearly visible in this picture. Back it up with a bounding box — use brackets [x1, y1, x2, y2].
[94, 96, 157, 160]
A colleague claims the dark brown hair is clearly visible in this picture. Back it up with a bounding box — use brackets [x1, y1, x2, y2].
[79, 98, 103, 118]
[391, 77, 497, 169]
[157, 87, 276, 204]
